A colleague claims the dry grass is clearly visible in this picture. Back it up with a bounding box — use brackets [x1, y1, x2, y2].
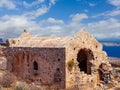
[0, 72, 14, 88]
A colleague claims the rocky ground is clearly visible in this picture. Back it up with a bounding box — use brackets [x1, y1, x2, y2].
[109, 57, 120, 84]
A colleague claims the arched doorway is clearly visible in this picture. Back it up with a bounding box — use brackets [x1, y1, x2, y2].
[77, 48, 94, 74]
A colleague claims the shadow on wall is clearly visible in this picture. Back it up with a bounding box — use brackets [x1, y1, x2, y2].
[77, 48, 94, 75]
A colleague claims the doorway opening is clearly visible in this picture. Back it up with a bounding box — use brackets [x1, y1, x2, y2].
[77, 48, 94, 74]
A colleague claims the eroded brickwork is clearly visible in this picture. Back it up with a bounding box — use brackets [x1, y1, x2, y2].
[6, 30, 113, 90]
[65, 30, 112, 89]
[7, 47, 65, 89]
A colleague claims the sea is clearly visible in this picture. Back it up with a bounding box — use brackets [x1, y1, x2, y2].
[103, 46, 120, 58]
[101, 40, 120, 58]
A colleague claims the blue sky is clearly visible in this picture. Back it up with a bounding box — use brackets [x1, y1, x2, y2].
[0, 0, 120, 41]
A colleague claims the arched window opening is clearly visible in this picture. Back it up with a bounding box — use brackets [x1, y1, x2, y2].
[33, 61, 38, 70]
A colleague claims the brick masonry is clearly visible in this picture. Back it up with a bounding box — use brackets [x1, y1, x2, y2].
[6, 30, 113, 90]
[7, 47, 65, 89]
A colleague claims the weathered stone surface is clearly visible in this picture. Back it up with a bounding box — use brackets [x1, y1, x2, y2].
[7, 30, 72, 47]
[7, 47, 65, 89]
[0, 57, 7, 70]
[0, 45, 7, 70]
[65, 30, 112, 89]
[6, 29, 113, 90]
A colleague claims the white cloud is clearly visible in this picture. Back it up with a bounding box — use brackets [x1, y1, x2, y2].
[87, 18, 119, 30]
[0, 0, 59, 39]
[91, 0, 120, 18]
[23, 6, 49, 19]
[23, 0, 45, 7]
[71, 13, 88, 22]
[23, 0, 57, 19]
[40, 18, 64, 25]
[84, 9, 88, 12]
[0, 0, 120, 41]
[0, 0, 16, 10]
[34, 6, 49, 17]
[91, 18, 120, 30]
[102, 42, 120, 46]
[92, 9, 120, 18]
[0, 15, 40, 39]
[0, 14, 65, 39]
[0, 11, 120, 40]
[107, 9, 120, 16]
[108, 0, 120, 7]
[86, 18, 120, 39]
[89, 3, 96, 7]
[50, 0, 56, 5]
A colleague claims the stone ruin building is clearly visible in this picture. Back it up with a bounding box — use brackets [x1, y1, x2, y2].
[6, 30, 113, 90]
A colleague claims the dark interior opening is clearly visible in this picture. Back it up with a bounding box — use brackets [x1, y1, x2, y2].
[57, 68, 60, 71]
[33, 61, 38, 70]
[58, 59, 60, 61]
[77, 49, 87, 73]
[54, 68, 61, 83]
[77, 48, 94, 74]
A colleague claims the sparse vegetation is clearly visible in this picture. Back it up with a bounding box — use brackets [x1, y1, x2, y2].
[0, 72, 14, 88]
[67, 59, 75, 68]
[14, 86, 25, 90]
[12, 81, 29, 90]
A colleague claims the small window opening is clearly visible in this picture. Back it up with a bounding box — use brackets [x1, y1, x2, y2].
[57, 68, 60, 72]
[96, 45, 98, 48]
[33, 61, 38, 75]
[58, 59, 60, 61]
[33, 61, 38, 70]
[74, 48, 76, 50]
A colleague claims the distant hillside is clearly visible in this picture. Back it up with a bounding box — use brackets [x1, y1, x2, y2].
[109, 57, 120, 67]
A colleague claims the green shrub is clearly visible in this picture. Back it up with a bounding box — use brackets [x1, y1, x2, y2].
[67, 59, 75, 68]
[15, 86, 25, 90]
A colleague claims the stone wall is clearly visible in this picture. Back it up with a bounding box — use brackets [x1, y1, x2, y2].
[0, 45, 7, 70]
[65, 30, 112, 89]
[7, 47, 65, 89]
[6, 30, 113, 90]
